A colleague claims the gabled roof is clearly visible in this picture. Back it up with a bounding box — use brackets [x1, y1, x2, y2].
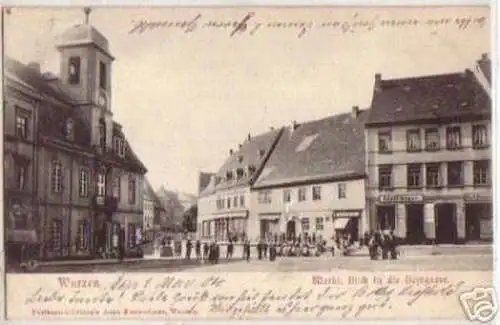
[253, 110, 367, 189]
[476, 54, 491, 85]
[144, 177, 164, 209]
[366, 70, 491, 126]
[213, 128, 284, 191]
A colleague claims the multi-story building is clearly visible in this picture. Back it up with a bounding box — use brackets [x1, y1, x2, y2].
[365, 62, 491, 244]
[143, 178, 164, 241]
[4, 17, 147, 261]
[252, 109, 368, 242]
[197, 129, 284, 241]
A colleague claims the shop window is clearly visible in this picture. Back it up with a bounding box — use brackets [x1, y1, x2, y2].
[407, 164, 422, 188]
[378, 165, 392, 190]
[447, 161, 464, 187]
[312, 186, 321, 200]
[425, 128, 440, 151]
[406, 129, 421, 152]
[426, 163, 441, 188]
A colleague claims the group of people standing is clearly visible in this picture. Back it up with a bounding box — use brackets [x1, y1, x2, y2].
[365, 230, 399, 260]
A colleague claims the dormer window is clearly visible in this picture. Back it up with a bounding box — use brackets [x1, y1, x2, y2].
[238, 155, 243, 163]
[65, 118, 74, 141]
[236, 168, 244, 180]
[99, 61, 107, 89]
[258, 149, 265, 158]
[226, 170, 233, 182]
[68, 57, 81, 85]
[113, 136, 126, 158]
[98, 119, 106, 149]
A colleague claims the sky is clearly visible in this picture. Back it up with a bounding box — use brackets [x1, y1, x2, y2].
[4, 6, 490, 195]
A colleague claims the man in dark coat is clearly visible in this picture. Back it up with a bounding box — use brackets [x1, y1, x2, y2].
[195, 240, 201, 260]
[389, 231, 398, 260]
[215, 241, 220, 264]
[243, 239, 251, 262]
[186, 239, 192, 260]
[263, 239, 268, 259]
[227, 239, 234, 260]
[203, 241, 209, 261]
[257, 239, 263, 260]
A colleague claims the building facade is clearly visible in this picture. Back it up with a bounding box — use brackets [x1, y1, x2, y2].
[4, 19, 147, 261]
[365, 65, 492, 244]
[252, 109, 368, 242]
[143, 178, 164, 241]
[197, 129, 284, 242]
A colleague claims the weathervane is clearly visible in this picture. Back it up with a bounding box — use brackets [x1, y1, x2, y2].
[84, 7, 92, 24]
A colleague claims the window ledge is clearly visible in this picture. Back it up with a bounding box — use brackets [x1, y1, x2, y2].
[407, 186, 423, 190]
[448, 184, 465, 189]
[407, 149, 422, 153]
[473, 145, 490, 150]
[426, 186, 443, 190]
[378, 150, 393, 154]
[446, 147, 463, 151]
[424, 147, 440, 152]
[378, 187, 394, 191]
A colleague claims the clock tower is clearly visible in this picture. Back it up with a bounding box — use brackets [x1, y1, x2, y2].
[56, 8, 114, 150]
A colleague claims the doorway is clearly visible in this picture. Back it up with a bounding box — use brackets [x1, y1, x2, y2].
[377, 205, 395, 231]
[435, 203, 457, 244]
[406, 204, 425, 244]
[286, 220, 296, 240]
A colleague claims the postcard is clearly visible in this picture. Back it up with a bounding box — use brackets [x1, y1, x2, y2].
[1, 5, 494, 322]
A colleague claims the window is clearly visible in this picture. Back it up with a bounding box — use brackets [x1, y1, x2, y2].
[51, 161, 63, 193]
[79, 168, 90, 197]
[338, 183, 346, 199]
[378, 165, 392, 190]
[312, 186, 321, 200]
[426, 163, 441, 188]
[298, 187, 306, 202]
[378, 131, 392, 153]
[233, 196, 238, 208]
[128, 223, 137, 248]
[425, 128, 440, 151]
[239, 195, 245, 207]
[99, 119, 106, 149]
[51, 219, 63, 254]
[77, 220, 91, 251]
[447, 161, 464, 187]
[226, 170, 233, 182]
[407, 164, 422, 188]
[11, 199, 28, 229]
[301, 218, 310, 231]
[96, 172, 106, 197]
[236, 168, 244, 180]
[227, 197, 231, 208]
[128, 176, 136, 204]
[113, 137, 126, 157]
[65, 118, 74, 141]
[315, 217, 324, 231]
[283, 189, 291, 203]
[112, 176, 121, 200]
[68, 57, 81, 84]
[406, 129, 421, 152]
[472, 124, 488, 148]
[15, 114, 28, 139]
[258, 191, 272, 204]
[99, 61, 107, 89]
[446, 126, 461, 150]
[473, 160, 490, 186]
[15, 163, 27, 190]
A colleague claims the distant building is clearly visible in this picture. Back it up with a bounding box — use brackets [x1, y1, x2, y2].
[365, 58, 491, 244]
[197, 128, 284, 241]
[4, 18, 147, 260]
[252, 109, 368, 242]
[143, 178, 164, 240]
[157, 187, 196, 231]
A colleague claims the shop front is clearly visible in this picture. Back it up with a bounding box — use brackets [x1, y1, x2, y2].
[332, 209, 361, 242]
[464, 192, 493, 242]
[258, 213, 281, 240]
[208, 210, 248, 242]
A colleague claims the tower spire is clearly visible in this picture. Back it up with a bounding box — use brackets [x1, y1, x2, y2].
[84, 7, 91, 24]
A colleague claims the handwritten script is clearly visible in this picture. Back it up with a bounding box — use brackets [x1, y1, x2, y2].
[18, 272, 471, 320]
[128, 12, 488, 38]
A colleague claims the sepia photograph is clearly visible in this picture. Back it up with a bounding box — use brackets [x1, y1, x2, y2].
[2, 4, 495, 321]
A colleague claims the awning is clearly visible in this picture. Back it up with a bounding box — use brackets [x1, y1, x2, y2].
[332, 218, 350, 230]
[259, 213, 281, 221]
[7, 230, 38, 243]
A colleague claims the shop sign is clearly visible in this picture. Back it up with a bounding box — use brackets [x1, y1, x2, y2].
[378, 194, 423, 203]
[464, 192, 491, 202]
[333, 210, 361, 218]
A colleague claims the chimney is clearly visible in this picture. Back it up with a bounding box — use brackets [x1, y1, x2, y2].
[351, 105, 360, 118]
[374, 73, 382, 92]
[291, 120, 298, 130]
[481, 53, 489, 61]
[27, 62, 41, 73]
[464, 68, 474, 78]
[238, 144, 243, 149]
[247, 133, 251, 142]
[229, 149, 234, 155]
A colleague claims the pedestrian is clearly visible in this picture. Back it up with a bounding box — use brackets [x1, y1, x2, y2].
[195, 239, 201, 260]
[203, 241, 209, 261]
[389, 231, 398, 260]
[186, 239, 192, 260]
[381, 231, 389, 260]
[263, 239, 268, 259]
[208, 240, 215, 264]
[257, 238, 263, 260]
[215, 241, 220, 264]
[244, 239, 251, 262]
[269, 241, 276, 262]
[226, 239, 234, 260]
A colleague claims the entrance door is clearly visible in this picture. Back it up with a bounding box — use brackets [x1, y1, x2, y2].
[260, 220, 269, 239]
[377, 205, 395, 231]
[435, 203, 457, 244]
[406, 204, 425, 244]
[286, 220, 296, 240]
